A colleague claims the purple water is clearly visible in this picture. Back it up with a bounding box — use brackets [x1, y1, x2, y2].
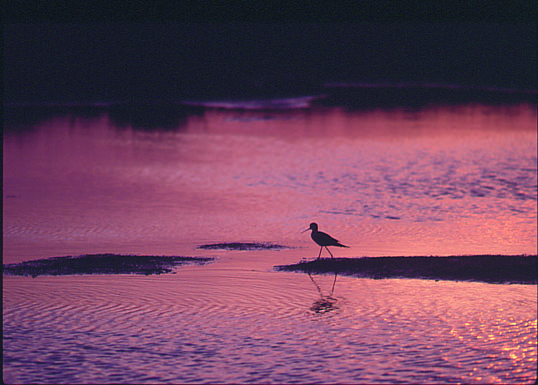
[3, 102, 537, 383]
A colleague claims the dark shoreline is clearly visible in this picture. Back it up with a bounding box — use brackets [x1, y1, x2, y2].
[4, 85, 536, 131]
[275, 255, 538, 285]
[2, 254, 214, 278]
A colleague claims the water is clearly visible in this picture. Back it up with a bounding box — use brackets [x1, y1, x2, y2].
[4, 103, 536, 260]
[3, 268, 537, 384]
[3, 100, 537, 383]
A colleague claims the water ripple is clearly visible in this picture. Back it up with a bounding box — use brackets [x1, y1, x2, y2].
[4, 272, 537, 383]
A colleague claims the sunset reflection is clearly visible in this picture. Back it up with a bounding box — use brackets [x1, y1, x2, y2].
[4, 22, 537, 385]
[3, 104, 536, 262]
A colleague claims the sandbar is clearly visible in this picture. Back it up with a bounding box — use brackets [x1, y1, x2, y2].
[198, 242, 290, 251]
[275, 255, 537, 284]
[3, 254, 214, 278]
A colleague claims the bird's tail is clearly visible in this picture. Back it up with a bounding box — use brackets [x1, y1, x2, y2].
[336, 243, 349, 248]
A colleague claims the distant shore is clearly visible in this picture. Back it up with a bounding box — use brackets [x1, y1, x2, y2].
[275, 255, 537, 284]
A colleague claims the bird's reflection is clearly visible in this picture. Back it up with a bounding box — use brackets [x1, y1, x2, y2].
[308, 272, 338, 314]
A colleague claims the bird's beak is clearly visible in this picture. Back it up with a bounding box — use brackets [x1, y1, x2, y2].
[301, 228, 310, 233]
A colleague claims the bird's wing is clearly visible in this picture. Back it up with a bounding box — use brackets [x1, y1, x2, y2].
[318, 231, 340, 245]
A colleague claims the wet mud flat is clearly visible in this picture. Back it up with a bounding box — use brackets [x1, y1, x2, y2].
[2, 254, 214, 278]
[198, 242, 291, 251]
[276, 255, 538, 284]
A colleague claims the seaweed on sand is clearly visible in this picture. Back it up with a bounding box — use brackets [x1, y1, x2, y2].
[3, 254, 214, 278]
[275, 255, 537, 285]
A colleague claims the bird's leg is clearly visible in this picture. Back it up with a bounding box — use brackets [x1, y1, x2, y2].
[325, 247, 334, 258]
[317, 247, 323, 260]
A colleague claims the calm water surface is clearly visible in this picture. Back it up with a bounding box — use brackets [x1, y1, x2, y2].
[3, 104, 537, 383]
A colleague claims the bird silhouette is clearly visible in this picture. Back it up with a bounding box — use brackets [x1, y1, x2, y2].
[302, 222, 349, 259]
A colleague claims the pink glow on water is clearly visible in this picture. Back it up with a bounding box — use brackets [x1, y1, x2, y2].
[3, 103, 537, 383]
[3, 104, 536, 262]
[3, 268, 537, 383]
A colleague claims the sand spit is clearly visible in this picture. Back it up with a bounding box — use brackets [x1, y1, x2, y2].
[198, 242, 291, 251]
[3, 254, 214, 277]
[275, 255, 537, 284]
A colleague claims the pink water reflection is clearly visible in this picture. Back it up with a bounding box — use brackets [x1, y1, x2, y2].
[3, 104, 537, 262]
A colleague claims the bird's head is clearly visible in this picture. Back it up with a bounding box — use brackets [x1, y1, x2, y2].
[302, 222, 318, 232]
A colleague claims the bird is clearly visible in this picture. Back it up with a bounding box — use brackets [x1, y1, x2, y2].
[302, 222, 349, 260]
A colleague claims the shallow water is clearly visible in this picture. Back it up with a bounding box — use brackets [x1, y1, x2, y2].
[3, 104, 537, 261]
[3, 259, 537, 384]
[3, 103, 537, 383]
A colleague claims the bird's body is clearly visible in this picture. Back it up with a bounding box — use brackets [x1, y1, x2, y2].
[303, 222, 349, 259]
